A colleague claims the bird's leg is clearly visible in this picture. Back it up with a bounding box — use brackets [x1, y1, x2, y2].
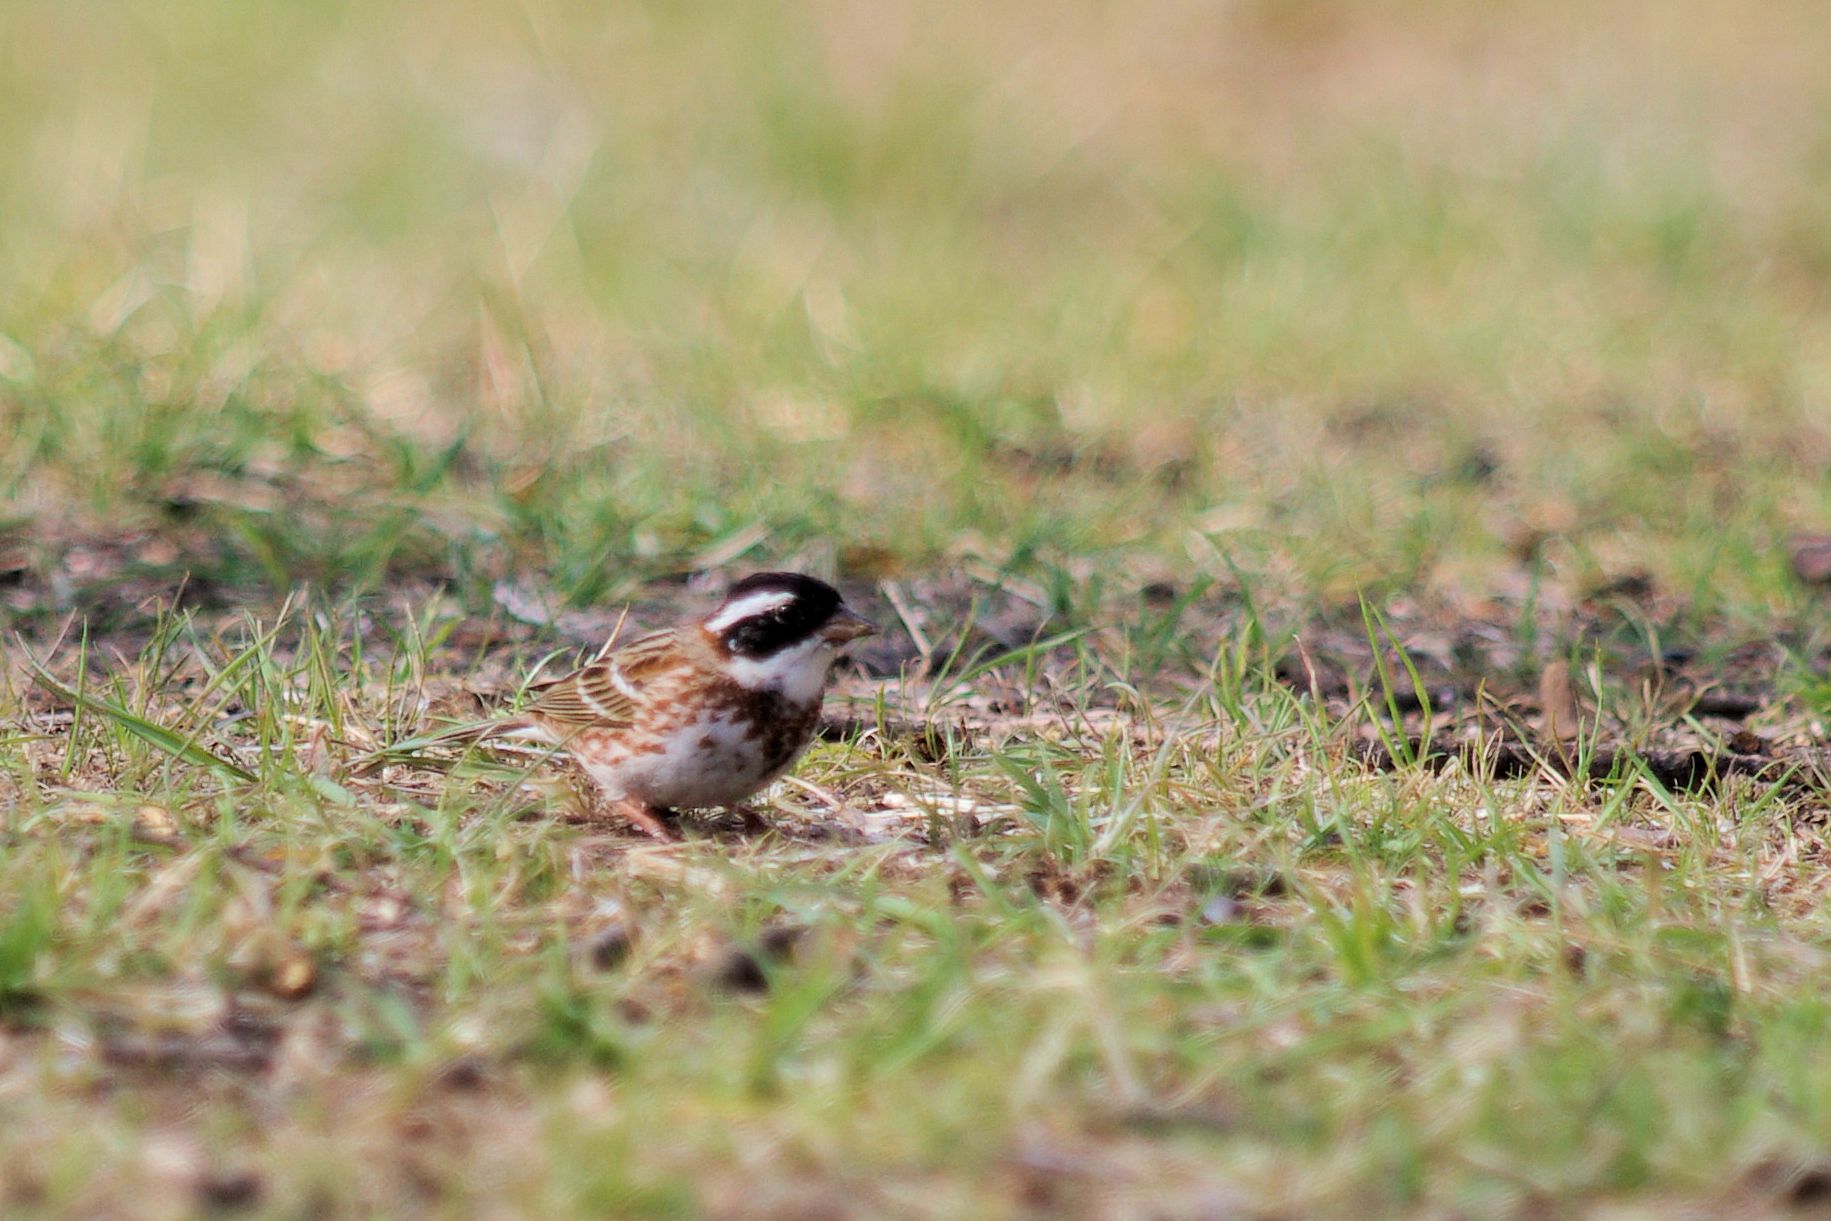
[611, 797, 678, 841]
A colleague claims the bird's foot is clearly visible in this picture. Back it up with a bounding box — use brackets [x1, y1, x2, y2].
[611, 798, 679, 841]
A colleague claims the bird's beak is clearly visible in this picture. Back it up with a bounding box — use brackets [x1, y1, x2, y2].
[820, 605, 878, 643]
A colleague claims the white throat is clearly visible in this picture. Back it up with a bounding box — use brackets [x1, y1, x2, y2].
[725, 635, 836, 703]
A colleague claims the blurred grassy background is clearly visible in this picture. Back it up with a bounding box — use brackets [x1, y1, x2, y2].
[3, 0, 1830, 616]
[11, 6, 1831, 1215]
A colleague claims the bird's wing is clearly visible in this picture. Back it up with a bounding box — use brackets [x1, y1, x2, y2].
[522, 628, 685, 730]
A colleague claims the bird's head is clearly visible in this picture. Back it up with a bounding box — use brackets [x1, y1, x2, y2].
[703, 572, 877, 694]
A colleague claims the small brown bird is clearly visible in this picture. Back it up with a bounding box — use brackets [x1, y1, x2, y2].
[448, 572, 876, 838]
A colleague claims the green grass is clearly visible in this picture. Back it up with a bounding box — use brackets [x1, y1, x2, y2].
[5, 593, 1829, 1216]
[5, 0, 1831, 1215]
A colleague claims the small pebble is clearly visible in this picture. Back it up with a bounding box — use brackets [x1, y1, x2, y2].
[266, 954, 316, 1001]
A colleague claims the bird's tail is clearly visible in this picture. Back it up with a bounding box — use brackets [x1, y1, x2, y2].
[419, 717, 515, 747]
[353, 715, 555, 776]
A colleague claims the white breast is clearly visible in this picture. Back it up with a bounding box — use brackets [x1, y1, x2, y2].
[602, 708, 798, 809]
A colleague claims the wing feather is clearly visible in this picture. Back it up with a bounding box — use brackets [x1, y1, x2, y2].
[522, 628, 685, 729]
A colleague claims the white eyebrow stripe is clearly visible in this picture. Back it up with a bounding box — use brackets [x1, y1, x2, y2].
[704, 590, 796, 633]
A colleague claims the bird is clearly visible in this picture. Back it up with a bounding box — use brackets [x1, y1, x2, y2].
[436, 572, 877, 839]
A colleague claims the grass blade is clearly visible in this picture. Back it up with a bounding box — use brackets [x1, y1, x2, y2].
[17, 643, 256, 783]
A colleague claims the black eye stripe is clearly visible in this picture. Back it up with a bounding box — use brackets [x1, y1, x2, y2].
[715, 574, 843, 658]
